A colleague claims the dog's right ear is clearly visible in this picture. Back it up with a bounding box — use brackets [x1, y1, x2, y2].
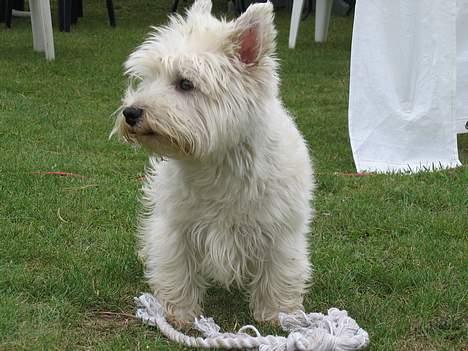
[187, 0, 212, 15]
[231, 2, 276, 66]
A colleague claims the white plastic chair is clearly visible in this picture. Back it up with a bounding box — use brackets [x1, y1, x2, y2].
[289, 0, 333, 48]
[10, 0, 55, 60]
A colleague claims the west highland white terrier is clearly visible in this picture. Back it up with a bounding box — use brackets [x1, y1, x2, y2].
[112, 0, 314, 326]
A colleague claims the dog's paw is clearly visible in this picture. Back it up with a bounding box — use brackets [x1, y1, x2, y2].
[167, 314, 193, 331]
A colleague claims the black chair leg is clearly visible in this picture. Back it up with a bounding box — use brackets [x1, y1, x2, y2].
[171, 0, 179, 12]
[59, 0, 72, 32]
[302, 0, 314, 20]
[77, 0, 83, 17]
[71, 0, 80, 24]
[5, 0, 12, 28]
[59, 0, 115, 31]
[106, 0, 115, 27]
[0, 0, 4, 23]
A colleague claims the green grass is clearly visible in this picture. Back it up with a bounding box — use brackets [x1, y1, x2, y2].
[1, 1, 467, 350]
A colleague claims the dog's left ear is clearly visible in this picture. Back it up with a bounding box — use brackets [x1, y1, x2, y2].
[188, 0, 212, 15]
[233, 2, 276, 65]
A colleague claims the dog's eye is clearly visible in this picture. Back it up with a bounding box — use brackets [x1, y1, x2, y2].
[177, 79, 194, 91]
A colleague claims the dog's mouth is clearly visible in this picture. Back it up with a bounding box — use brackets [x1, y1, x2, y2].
[139, 130, 159, 137]
[125, 123, 160, 138]
[119, 117, 194, 157]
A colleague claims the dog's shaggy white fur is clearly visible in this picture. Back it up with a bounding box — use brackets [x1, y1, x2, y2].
[112, 0, 314, 324]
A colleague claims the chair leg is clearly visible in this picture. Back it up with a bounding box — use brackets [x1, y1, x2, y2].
[58, 0, 71, 32]
[315, 0, 333, 42]
[106, 0, 115, 27]
[39, 0, 55, 60]
[30, 0, 44, 51]
[77, 0, 83, 17]
[71, 0, 79, 24]
[171, 0, 179, 13]
[5, 0, 12, 28]
[289, 0, 305, 48]
[302, 0, 313, 20]
[0, 0, 4, 23]
[58, 0, 63, 31]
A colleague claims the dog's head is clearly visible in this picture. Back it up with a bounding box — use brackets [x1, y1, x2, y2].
[112, 0, 278, 160]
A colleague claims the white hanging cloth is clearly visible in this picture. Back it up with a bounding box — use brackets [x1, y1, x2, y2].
[457, 0, 468, 133]
[348, 0, 466, 173]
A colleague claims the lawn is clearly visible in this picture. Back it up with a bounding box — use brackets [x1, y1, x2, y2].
[0, 1, 467, 350]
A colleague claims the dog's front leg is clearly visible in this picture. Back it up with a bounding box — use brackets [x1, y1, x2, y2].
[142, 226, 206, 328]
[249, 236, 311, 322]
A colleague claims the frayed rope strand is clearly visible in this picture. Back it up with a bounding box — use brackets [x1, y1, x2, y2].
[135, 293, 369, 351]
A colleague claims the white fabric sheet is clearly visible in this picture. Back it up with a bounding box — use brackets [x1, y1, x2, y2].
[457, 0, 468, 133]
[349, 0, 465, 173]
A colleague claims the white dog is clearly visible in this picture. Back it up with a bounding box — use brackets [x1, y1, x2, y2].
[112, 0, 314, 326]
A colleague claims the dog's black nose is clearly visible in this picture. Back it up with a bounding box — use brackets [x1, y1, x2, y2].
[123, 107, 143, 126]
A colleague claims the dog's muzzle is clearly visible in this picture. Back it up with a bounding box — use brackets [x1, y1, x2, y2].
[123, 106, 144, 126]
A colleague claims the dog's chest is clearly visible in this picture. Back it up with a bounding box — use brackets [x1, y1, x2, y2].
[188, 218, 269, 286]
[179, 168, 270, 285]
[154, 157, 275, 285]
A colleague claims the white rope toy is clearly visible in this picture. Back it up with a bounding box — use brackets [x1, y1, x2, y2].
[135, 293, 369, 351]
